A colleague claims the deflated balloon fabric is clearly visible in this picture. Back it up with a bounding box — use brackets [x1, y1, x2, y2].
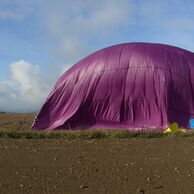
[32, 42, 194, 131]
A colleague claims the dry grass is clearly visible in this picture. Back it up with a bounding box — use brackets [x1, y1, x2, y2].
[0, 113, 35, 131]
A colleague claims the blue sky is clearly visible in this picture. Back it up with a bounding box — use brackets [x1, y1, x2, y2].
[0, 0, 194, 112]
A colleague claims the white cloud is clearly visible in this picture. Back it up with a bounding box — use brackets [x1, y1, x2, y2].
[10, 60, 48, 105]
[0, 60, 66, 112]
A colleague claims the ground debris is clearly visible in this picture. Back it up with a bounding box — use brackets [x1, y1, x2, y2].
[174, 166, 179, 172]
[80, 185, 89, 189]
[137, 188, 144, 193]
[154, 185, 164, 189]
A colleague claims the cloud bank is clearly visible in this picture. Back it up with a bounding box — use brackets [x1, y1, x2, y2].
[0, 60, 63, 112]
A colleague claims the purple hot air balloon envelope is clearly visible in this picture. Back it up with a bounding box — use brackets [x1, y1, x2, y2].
[32, 42, 194, 131]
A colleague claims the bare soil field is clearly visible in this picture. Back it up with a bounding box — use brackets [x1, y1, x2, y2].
[1, 138, 194, 194]
[1, 114, 194, 194]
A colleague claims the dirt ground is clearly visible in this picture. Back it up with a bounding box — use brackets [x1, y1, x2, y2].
[1, 137, 194, 194]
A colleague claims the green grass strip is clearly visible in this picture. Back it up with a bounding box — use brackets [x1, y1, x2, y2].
[0, 129, 194, 140]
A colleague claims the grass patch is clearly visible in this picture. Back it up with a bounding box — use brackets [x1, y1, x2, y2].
[0, 129, 194, 140]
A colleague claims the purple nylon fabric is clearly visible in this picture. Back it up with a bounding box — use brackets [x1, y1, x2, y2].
[32, 42, 194, 130]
